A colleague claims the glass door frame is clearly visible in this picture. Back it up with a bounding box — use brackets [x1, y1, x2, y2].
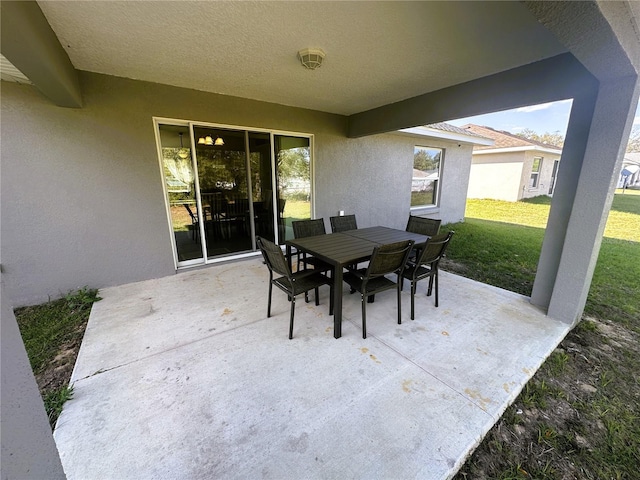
[153, 116, 315, 270]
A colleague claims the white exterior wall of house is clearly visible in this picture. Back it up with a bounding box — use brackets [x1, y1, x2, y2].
[467, 152, 524, 201]
[0, 72, 472, 308]
[467, 149, 562, 202]
[520, 151, 562, 199]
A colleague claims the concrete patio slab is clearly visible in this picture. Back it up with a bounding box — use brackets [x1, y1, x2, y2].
[54, 258, 570, 479]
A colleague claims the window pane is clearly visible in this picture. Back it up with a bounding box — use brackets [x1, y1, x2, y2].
[275, 136, 311, 242]
[530, 173, 539, 188]
[532, 157, 542, 173]
[412, 146, 442, 207]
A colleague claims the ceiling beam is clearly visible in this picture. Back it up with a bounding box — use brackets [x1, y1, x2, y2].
[347, 53, 598, 138]
[1, 1, 82, 108]
[524, 0, 639, 81]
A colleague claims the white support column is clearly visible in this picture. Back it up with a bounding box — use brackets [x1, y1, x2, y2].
[532, 75, 639, 324]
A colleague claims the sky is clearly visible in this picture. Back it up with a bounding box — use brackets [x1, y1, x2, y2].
[447, 99, 640, 137]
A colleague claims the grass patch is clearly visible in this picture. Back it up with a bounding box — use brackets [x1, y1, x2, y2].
[15, 287, 100, 428]
[443, 218, 542, 296]
[451, 195, 640, 480]
[43, 384, 75, 426]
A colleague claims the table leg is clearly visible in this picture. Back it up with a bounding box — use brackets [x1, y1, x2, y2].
[333, 265, 343, 338]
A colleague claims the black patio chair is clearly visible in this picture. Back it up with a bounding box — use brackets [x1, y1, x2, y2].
[342, 240, 414, 339]
[256, 236, 333, 339]
[402, 231, 454, 319]
[406, 215, 441, 236]
[330, 214, 358, 233]
[291, 219, 332, 275]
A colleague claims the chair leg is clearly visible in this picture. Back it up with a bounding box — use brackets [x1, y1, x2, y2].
[361, 295, 367, 339]
[434, 272, 439, 308]
[289, 296, 296, 339]
[427, 276, 434, 297]
[315, 287, 320, 306]
[410, 281, 416, 320]
[267, 283, 273, 317]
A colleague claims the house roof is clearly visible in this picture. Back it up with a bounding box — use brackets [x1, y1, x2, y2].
[425, 122, 489, 139]
[397, 122, 494, 146]
[461, 124, 563, 154]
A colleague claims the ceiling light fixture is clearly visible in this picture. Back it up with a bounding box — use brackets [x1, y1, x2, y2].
[298, 48, 325, 70]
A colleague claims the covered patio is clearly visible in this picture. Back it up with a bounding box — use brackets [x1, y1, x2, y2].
[2, 2, 638, 478]
[54, 258, 569, 479]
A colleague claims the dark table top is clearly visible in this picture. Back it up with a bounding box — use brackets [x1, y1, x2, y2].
[286, 226, 429, 267]
[341, 226, 429, 246]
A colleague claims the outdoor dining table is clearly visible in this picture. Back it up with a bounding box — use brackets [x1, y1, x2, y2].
[286, 226, 430, 338]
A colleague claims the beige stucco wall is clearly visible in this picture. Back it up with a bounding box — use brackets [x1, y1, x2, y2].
[1, 72, 470, 306]
[467, 150, 562, 202]
[520, 151, 562, 199]
[467, 152, 524, 201]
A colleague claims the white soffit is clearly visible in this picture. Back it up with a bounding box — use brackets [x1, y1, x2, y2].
[0, 54, 33, 84]
[36, 1, 567, 116]
[474, 146, 563, 155]
[396, 126, 494, 146]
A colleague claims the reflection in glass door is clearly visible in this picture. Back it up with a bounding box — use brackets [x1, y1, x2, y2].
[158, 124, 203, 264]
[275, 135, 311, 242]
[157, 120, 313, 267]
[194, 127, 276, 257]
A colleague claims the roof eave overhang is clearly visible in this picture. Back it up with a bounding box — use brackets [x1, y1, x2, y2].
[395, 126, 495, 146]
[474, 146, 563, 155]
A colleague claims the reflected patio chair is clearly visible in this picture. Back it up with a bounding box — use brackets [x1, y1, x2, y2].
[257, 236, 333, 339]
[183, 204, 199, 240]
[330, 214, 358, 233]
[342, 240, 414, 339]
[402, 231, 454, 319]
[291, 219, 332, 275]
[406, 215, 441, 236]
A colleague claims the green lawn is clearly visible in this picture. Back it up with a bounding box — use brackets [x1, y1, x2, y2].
[450, 193, 640, 480]
[451, 193, 640, 327]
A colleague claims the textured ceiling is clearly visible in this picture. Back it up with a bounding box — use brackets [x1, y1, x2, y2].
[37, 1, 568, 115]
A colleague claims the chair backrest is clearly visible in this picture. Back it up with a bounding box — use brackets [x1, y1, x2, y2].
[292, 219, 326, 239]
[366, 240, 414, 278]
[406, 215, 441, 236]
[184, 204, 197, 222]
[256, 236, 291, 278]
[330, 214, 357, 233]
[416, 231, 455, 266]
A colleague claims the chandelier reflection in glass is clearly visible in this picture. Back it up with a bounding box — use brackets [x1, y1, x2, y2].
[198, 135, 224, 146]
[177, 133, 190, 159]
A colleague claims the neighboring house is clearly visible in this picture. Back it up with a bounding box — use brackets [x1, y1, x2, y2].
[617, 152, 640, 188]
[462, 124, 563, 202]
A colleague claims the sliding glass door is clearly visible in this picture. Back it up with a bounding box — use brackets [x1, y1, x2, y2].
[194, 127, 275, 258]
[158, 124, 202, 263]
[156, 120, 312, 268]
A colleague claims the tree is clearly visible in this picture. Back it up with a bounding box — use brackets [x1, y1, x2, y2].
[626, 126, 640, 152]
[516, 129, 565, 148]
[414, 148, 440, 171]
